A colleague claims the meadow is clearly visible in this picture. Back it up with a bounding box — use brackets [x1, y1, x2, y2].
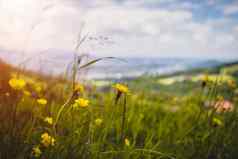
[0, 58, 238, 159]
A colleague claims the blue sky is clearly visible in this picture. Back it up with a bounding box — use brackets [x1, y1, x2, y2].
[0, 0, 238, 59]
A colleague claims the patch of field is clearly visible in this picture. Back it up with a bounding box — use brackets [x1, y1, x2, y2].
[0, 60, 238, 159]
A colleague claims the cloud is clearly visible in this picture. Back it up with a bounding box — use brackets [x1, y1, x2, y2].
[84, 6, 192, 36]
[234, 25, 238, 32]
[223, 3, 238, 15]
[0, 0, 238, 59]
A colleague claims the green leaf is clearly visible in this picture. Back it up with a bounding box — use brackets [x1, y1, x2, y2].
[79, 57, 126, 70]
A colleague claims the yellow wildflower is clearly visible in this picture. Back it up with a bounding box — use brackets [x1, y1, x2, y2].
[202, 74, 209, 82]
[23, 90, 31, 96]
[32, 145, 42, 158]
[227, 79, 236, 88]
[73, 98, 89, 109]
[95, 118, 103, 126]
[37, 98, 47, 105]
[41, 132, 55, 147]
[217, 95, 224, 101]
[212, 117, 223, 127]
[44, 117, 53, 125]
[74, 83, 84, 93]
[114, 83, 129, 94]
[8, 78, 26, 90]
[35, 85, 42, 93]
[125, 138, 130, 146]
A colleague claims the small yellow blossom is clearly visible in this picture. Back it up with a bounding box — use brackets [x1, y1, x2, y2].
[114, 83, 129, 94]
[8, 78, 26, 90]
[41, 132, 55, 147]
[73, 98, 89, 109]
[227, 79, 236, 88]
[202, 74, 209, 82]
[35, 85, 42, 93]
[74, 83, 84, 93]
[95, 118, 103, 126]
[23, 90, 31, 96]
[212, 117, 223, 127]
[217, 95, 224, 101]
[44, 117, 53, 125]
[37, 98, 47, 105]
[125, 138, 130, 146]
[32, 145, 42, 158]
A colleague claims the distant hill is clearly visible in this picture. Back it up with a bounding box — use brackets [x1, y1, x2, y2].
[158, 60, 238, 79]
[0, 48, 229, 79]
[1, 48, 238, 80]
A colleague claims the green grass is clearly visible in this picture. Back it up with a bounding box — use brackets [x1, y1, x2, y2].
[0, 60, 238, 159]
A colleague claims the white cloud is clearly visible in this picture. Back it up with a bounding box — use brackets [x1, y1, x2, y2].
[206, 0, 220, 6]
[84, 6, 192, 35]
[223, 3, 238, 15]
[0, 0, 237, 59]
[234, 25, 238, 32]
